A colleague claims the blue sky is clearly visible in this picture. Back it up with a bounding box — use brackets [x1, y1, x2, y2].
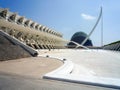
[0, 0, 120, 46]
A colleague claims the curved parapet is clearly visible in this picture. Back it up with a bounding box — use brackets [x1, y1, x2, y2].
[43, 57, 74, 79]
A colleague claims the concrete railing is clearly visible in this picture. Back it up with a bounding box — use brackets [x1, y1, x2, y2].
[0, 30, 38, 56]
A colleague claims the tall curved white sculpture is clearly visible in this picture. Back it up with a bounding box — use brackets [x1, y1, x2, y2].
[81, 7, 103, 46]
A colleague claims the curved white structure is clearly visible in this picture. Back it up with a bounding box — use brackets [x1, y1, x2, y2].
[0, 8, 68, 49]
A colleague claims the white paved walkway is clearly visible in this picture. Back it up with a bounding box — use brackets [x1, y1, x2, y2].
[39, 49, 120, 78]
[39, 49, 120, 89]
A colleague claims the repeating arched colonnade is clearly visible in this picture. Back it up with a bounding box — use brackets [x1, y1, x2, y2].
[0, 8, 67, 49]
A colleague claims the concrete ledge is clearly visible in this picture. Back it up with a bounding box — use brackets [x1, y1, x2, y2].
[43, 55, 120, 89]
[44, 60, 74, 76]
[44, 73, 120, 89]
[41, 50, 120, 89]
[0, 30, 38, 56]
[40, 50, 74, 75]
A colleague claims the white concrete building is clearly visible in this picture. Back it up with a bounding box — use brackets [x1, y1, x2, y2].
[0, 8, 68, 49]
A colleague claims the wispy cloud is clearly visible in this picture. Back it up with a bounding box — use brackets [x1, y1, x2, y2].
[81, 13, 96, 20]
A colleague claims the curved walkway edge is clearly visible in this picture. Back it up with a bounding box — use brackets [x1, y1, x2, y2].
[43, 57, 120, 89]
[43, 58, 74, 76]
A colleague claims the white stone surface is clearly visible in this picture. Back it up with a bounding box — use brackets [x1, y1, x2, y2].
[40, 49, 120, 88]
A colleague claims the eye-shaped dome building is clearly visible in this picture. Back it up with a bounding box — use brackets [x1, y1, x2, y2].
[68, 31, 93, 47]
